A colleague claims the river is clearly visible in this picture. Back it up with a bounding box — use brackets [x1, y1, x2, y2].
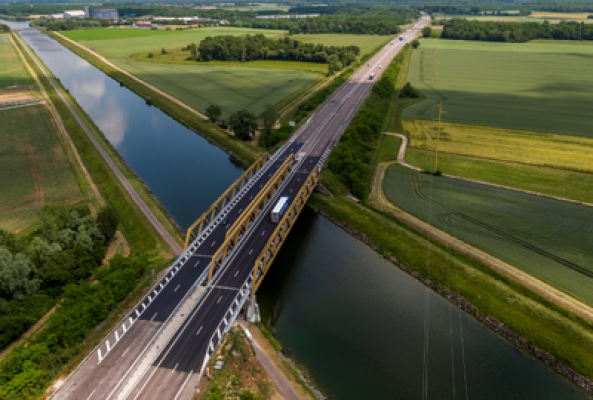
[6, 20, 590, 400]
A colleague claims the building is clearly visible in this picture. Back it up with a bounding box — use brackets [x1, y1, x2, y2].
[90, 9, 119, 20]
[49, 13, 64, 19]
[64, 10, 86, 19]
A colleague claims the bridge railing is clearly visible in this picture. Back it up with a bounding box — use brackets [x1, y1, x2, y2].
[251, 165, 320, 295]
[184, 152, 269, 249]
[207, 153, 297, 282]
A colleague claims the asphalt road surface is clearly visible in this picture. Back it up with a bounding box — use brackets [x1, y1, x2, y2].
[123, 14, 430, 400]
[54, 13, 430, 400]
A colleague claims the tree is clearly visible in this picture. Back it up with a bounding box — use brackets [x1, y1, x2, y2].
[161, 47, 167, 54]
[0, 249, 39, 301]
[411, 39, 420, 49]
[205, 104, 222, 123]
[229, 110, 258, 141]
[400, 82, 420, 98]
[327, 54, 343, 75]
[190, 42, 198, 60]
[97, 207, 118, 241]
[259, 103, 278, 133]
[422, 26, 432, 37]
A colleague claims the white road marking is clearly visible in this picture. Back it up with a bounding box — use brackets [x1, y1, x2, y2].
[172, 363, 179, 373]
[151, 313, 158, 321]
[217, 296, 223, 304]
[234, 270, 239, 277]
[86, 389, 97, 400]
[196, 326, 203, 336]
[261, 231, 265, 236]
[238, 208, 243, 213]
[174, 284, 181, 292]
[121, 347, 130, 358]
[173, 370, 194, 400]
[249, 249, 253, 255]
[211, 240, 216, 247]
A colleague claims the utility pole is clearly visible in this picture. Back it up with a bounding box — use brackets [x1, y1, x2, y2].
[435, 8, 441, 77]
[433, 101, 447, 174]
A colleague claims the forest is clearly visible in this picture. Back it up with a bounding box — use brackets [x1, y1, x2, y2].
[196, 34, 360, 68]
[442, 19, 593, 42]
[32, 18, 110, 31]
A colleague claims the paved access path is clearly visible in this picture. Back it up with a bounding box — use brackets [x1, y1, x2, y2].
[15, 31, 182, 255]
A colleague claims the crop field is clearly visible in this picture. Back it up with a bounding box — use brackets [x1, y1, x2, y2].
[404, 120, 593, 173]
[292, 34, 394, 56]
[72, 27, 286, 59]
[0, 34, 32, 88]
[399, 143, 593, 205]
[404, 39, 593, 137]
[61, 27, 208, 41]
[113, 59, 317, 118]
[382, 164, 593, 306]
[0, 105, 82, 232]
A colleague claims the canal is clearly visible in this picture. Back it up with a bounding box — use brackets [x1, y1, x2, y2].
[7, 21, 590, 400]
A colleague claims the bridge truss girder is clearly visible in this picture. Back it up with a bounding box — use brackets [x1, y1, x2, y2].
[251, 165, 320, 296]
[184, 153, 270, 249]
[207, 154, 296, 282]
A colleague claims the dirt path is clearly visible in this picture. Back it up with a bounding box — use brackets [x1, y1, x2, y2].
[370, 134, 593, 323]
[55, 33, 209, 121]
[9, 33, 104, 210]
[14, 32, 182, 255]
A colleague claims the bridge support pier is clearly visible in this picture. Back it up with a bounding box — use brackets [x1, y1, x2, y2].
[245, 297, 261, 324]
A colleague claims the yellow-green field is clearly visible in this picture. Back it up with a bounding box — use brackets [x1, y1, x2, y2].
[69, 27, 286, 59]
[404, 120, 593, 173]
[0, 105, 82, 231]
[0, 33, 33, 88]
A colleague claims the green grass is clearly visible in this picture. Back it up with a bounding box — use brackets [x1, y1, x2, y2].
[291, 33, 395, 57]
[0, 105, 82, 232]
[403, 145, 593, 204]
[310, 192, 593, 380]
[382, 164, 593, 306]
[0, 33, 32, 88]
[404, 39, 593, 138]
[112, 58, 318, 118]
[75, 27, 286, 59]
[132, 50, 329, 74]
[51, 31, 261, 166]
[14, 33, 170, 255]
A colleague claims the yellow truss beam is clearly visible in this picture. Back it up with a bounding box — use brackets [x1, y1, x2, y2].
[251, 166, 320, 296]
[206, 154, 297, 283]
[184, 153, 270, 249]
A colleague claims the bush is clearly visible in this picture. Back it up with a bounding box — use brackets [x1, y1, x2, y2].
[411, 39, 420, 49]
[400, 82, 420, 98]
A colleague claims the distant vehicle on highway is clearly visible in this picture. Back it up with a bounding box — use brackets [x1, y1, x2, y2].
[379, 65, 382, 69]
[369, 73, 375, 80]
[271, 196, 290, 223]
[390, 41, 394, 45]
[332, 98, 336, 102]
[399, 37, 404, 41]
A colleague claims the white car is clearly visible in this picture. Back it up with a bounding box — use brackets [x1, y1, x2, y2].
[379, 65, 382, 69]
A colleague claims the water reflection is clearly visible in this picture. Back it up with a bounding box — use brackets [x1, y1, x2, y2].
[15, 26, 243, 231]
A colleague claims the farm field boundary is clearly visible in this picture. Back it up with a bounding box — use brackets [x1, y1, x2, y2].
[404, 119, 593, 173]
[51, 31, 260, 164]
[404, 39, 593, 138]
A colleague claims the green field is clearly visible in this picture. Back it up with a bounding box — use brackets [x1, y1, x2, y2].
[61, 27, 208, 41]
[71, 27, 286, 59]
[0, 33, 32, 88]
[404, 39, 593, 138]
[113, 58, 317, 118]
[0, 105, 82, 231]
[382, 164, 593, 306]
[440, 14, 593, 23]
[292, 33, 395, 56]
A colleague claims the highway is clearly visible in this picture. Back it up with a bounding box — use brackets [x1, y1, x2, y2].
[53, 13, 429, 400]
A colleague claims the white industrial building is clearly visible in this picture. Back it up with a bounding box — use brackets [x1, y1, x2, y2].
[64, 10, 86, 19]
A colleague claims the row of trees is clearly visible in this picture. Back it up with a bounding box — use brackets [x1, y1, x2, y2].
[441, 19, 593, 42]
[33, 18, 110, 31]
[195, 34, 360, 70]
[327, 50, 407, 199]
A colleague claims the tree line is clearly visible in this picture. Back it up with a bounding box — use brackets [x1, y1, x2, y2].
[0, 205, 117, 352]
[441, 19, 593, 42]
[33, 18, 109, 31]
[195, 34, 360, 71]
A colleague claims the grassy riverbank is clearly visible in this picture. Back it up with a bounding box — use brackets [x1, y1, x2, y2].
[314, 41, 593, 392]
[49, 31, 260, 165]
[13, 32, 178, 255]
